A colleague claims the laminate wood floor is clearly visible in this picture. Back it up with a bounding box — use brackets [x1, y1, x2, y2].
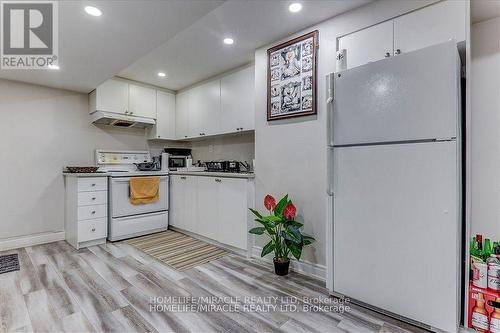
[0, 240, 427, 333]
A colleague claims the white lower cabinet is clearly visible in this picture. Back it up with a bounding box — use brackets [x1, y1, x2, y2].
[170, 175, 196, 233]
[217, 177, 248, 249]
[64, 175, 108, 249]
[196, 177, 219, 240]
[169, 175, 251, 250]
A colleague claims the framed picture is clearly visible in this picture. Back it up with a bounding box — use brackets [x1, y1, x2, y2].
[267, 30, 318, 121]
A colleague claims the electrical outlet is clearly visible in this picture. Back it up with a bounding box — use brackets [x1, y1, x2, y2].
[209, 145, 214, 153]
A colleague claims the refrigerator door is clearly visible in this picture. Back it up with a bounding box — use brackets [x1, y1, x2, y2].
[333, 141, 459, 332]
[333, 41, 459, 146]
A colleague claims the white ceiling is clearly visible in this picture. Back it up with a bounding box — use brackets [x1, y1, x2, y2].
[0, 0, 223, 92]
[0, 0, 370, 93]
[119, 0, 371, 91]
[471, 0, 500, 24]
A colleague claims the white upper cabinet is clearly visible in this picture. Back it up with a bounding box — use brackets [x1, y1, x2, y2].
[220, 65, 255, 133]
[149, 90, 175, 140]
[128, 84, 156, 119]
[339, 21, 394, 70]
[189, 80, 221, 137]
[393, 1, 466, 55]
[89, 79, 157, 119]
[175, 90, 190, 140]
[339, 1, 466, 70]
[90, 79, 129, 115]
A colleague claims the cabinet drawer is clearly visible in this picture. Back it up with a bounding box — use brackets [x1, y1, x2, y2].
[78, 204, 107, 220]
[78, 218, 107, 242]
[78, 191, 107, 206]
[78, 177, 107, 192]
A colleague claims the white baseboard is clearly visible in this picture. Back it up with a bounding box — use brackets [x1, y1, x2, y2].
[0, 231, 66, 251]
[251, 246, 326, 281]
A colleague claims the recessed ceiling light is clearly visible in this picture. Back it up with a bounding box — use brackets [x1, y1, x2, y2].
[157, 72, 166, 78]
[84, 6, 102, 17]
[223, 38, 234, 45]
[48, 64, 59, 70]
[289, 3, 302, 13]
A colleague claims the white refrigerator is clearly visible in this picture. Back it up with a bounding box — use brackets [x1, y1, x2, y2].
[326, 41, 462, 332]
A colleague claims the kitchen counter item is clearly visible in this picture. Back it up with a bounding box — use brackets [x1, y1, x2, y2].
[134, 162, 157, 171]
[169, 171, 255, 179]
[63, 172, 110, 177]
[66, 166, 99, 173]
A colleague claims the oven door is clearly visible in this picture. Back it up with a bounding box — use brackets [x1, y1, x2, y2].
[110, 176, 169, 218]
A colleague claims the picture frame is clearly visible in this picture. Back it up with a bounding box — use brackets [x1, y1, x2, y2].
[267, 30, 318, 121]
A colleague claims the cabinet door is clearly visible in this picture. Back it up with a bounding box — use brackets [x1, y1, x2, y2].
[129, 84, 156, 119]
[195, 177, 219, 240]
[339, 20, 393, 69]
[394, 1, 466, 55]
[189, 80, 221, 137]
[169, 175, 186, 229]
[94, 79, 129, 114]
[184, 176, 198, 233]
[153, 90, 176, 139]
[217, 178, 248, 250]
[220, 66, 255, 133]
[175, 90, 190, 139]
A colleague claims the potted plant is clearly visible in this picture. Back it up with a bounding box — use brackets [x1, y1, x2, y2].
[249, 194, 315, 276]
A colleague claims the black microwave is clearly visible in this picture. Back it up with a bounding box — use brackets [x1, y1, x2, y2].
[168, 156, 188, 169]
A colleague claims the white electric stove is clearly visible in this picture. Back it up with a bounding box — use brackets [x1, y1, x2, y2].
[96, 150, 169, 241]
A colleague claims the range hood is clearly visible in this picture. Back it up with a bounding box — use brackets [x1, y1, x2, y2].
[90, 111, 155, 129]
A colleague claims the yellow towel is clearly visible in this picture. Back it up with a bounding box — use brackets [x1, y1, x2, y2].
[129, 177, 160, 205]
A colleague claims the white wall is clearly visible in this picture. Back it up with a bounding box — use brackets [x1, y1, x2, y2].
[254, 0, 440, 266]
[0, 79, 148, 241]
[471, 17, 500, 240]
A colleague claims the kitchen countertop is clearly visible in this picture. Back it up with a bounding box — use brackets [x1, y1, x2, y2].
[63, 172, 111, 177]
[169, 171, 255, 179]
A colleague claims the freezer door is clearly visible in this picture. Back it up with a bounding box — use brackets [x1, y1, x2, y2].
[333, 41, 459, 146]
[333, 141, 459, 332]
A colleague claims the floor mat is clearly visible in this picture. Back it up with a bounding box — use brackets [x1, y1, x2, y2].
[0, 253, 20, 274]
[126, 230, 227, 271]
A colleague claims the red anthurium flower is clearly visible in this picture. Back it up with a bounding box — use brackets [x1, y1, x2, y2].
[264, 195, 276, 211]
[283, 203, 297, 220]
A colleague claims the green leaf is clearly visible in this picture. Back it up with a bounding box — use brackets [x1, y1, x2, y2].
[274, 195, 289, 217]
[288, 226, 303, 242]
[302, 234, 315, 242]
[249, 227, 265, 235]
[287, 242, 303, 261]
[287, 221, 303, 228]
[281, 229, 301, 244]
[249, 208, 263, 219]
[261, 241, 275, 257]
[266, 215, 283, 223]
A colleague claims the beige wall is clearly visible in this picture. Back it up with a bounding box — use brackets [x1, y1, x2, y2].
[0, 79, 149, 241]
[471, 17, 500, 240]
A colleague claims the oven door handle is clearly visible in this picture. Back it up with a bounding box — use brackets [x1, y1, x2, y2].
[111, 176, 168, 183]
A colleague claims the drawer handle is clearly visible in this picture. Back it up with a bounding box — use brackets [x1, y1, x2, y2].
[91, 183, 96, 187]
[91, 228, 96, 232]
[180, 176, 186, 180]
[91, 211, 96, 214]
[215, 178, 222, 183]
[91, 197, 96, 200]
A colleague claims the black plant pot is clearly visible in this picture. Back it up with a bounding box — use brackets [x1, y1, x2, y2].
[273, 258, 290, 276]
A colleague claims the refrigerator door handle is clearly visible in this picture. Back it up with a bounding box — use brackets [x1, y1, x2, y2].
[326, 73, 335, 147]
[327, 147, 334, 196]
